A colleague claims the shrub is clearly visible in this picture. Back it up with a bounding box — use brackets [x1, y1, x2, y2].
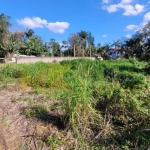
[116, 71, 147, 89]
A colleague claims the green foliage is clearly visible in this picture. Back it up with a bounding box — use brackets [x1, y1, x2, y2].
[0, 59, 150, 149]
[116, 71, 147, 88]
[58, 63, 102, 136]
[60, 59, 150, 149]
[0, 63, 21, 78]
[23, 105, 48, 120]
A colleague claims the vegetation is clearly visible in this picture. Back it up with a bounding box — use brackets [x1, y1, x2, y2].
[1, 12, 150, 60]
[0, 59, 150, 149]
[0, 12, 150, 150]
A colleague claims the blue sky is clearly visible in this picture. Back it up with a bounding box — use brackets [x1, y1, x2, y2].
[0, 0, 150, 46]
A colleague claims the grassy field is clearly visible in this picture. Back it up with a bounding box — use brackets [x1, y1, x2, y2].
[0, 58, 150, 149]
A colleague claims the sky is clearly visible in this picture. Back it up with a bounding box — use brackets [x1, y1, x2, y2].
[0, 0, 150, 46]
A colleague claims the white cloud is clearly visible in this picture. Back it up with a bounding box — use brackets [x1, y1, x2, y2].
[102, 0, 110, 4]
[104, 4, 119, 12]
[46, 22, 70, 34]
[102, 34, 107, 37]
[142, 12, 150, 25]
[102, 0, 145, 16]
[121, 0, 133, 4]
[125, 12, 150, 34]
[17, 17, 70, 34]
[17, 17, 47, 29]
[122, 4, 144, 16]
[125, 24, 138, 30]
[125, 34, 131, 38]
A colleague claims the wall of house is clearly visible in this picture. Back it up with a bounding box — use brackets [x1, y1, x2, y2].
[16, 57, 95, 64]
[107, 50, 121, 59]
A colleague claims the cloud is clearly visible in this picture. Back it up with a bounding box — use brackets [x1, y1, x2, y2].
[125, 12, 150, 34]
[17, 17, 70, 34]
[17, 17, 47, 29]
[102, 0, 145, 16]
[121, 0, 133, 4]
[122, 4, 145, 16]
[125, 34, 131, 38]
[102, 0, 110, 4]
[125, 24, 138, 30]
[142, 12, 150, 25]
[102, 34, 107, 37]
[46, 22, 70, 34]
[104, 4, 119, 13]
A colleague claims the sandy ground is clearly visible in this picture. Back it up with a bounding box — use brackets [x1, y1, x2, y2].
[0, 85, 34, 150]
[0, 84, 64, 150]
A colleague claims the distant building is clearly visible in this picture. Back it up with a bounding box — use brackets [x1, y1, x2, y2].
[107, 48, 122, 59]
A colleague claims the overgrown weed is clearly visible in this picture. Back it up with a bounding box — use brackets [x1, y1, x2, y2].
[0, 59, 149, 149]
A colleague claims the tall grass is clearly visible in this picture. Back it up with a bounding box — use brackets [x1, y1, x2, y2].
[0, 59, 149, 149]
[58, 63, 102, 137]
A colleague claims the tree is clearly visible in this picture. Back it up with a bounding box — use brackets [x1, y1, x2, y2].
[11, 31, 26, 54]
[143, 39, 150, 60]
[87, 32, 94, 57]
[78, 30, 89, 57]
[24, 35, 45, 56]
[104, 42, 111, 51]
[49, 38, 60, 56]
[96, 44, 105, 57]
[122, 33, 143, 59]
[24, 29, 34, 40]
[61, 41, 69, 56]
[0, 13, 12, 58]
[68, 33, 81, 57]
[0, 13, 12, 43]
[138, 22, 150, 60]
[111, 40, 121, 49]
[0, 33, 17, 58]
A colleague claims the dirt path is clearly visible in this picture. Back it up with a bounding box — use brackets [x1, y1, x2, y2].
[0, 85, 36, 150]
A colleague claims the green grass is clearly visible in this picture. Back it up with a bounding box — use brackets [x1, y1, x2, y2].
[0, 59, 150, 149]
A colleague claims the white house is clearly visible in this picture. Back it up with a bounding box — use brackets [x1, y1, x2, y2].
[107, 48, 122, 59]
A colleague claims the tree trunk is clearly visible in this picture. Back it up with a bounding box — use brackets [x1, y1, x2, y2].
[90, 45, 91, 57]
[82, 47, 84, 57]
[74, 44, 75, 57]
[6, 52, 13, 59]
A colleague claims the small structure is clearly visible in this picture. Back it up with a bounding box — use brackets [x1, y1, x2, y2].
[0, 51, 6, 63]
[107, 48, 122, 59]
[94, 54, 103, 60]
[7, 57, 17, 63]
[7, 54, 36, 63]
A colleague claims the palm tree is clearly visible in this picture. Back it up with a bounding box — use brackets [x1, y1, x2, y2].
[104, 43, 111, 51]
[49, 38, 56, 57]
[87, 32, 94, 57]
[25, 29, 34, 40]
[61, 41, 70, 56]
[111, 40, 121, 49]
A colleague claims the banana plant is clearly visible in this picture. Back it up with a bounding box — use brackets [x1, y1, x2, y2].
[25, 39, 35, 55]
[0, 33, 18, 58]
[24, 35, 44, 56]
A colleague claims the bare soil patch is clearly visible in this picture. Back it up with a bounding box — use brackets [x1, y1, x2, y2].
[0, 84, 61, 150]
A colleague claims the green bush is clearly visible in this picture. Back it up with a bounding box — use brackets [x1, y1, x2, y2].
[0, 59, 149, 149]
[1, 64, 21, 78]
[116, 71, 147, 89]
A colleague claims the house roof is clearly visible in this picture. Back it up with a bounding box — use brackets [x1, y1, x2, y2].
[108, 48, 121, 51]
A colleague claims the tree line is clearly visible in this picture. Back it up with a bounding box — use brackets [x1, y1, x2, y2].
[1, 13, 150, 61]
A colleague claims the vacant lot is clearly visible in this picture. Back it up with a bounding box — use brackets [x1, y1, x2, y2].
[0, 59, 150, 149]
